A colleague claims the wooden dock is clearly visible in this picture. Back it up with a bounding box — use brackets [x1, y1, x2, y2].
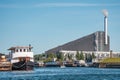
[0, 55, 12, 71]
[0, 62, 12, 71]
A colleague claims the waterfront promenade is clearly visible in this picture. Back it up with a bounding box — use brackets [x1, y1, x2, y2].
[0, 67, 120, 80]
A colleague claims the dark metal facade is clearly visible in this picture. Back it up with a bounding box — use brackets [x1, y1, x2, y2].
[45, 31, 110, 54]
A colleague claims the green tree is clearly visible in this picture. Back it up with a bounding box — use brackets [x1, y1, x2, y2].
[86, 54, 92, 62]
[46, 53, 56, 58]
[56, 52, 64, 61]
[64, 53, 72, 61]
[43, 53, 57, 62]
[76, 51, 80, 60]
[64, 54, 68, 61]
[43, 57, 53, 63]
[68, 54, 72, 60]
[79, 51, 84, 60]
[34, 55, 38, 61]
[92, 52, 96, 59]
[34, 53, 45, 61]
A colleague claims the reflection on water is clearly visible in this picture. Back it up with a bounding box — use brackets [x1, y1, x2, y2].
[0, 67, 120, 80]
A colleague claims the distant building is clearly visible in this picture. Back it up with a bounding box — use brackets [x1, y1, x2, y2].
[59, 50, 120, 62]
[45, 31, 110, 54]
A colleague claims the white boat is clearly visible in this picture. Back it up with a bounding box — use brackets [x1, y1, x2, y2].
[8, 45, 34, 70]
[60, 65, 65, 68]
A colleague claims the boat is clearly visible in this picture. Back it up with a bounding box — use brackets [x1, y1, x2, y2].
[45, 61, 60, 67]
[64, 61, 77, 67]
[0, 55, 11, 71]
[60, 65, 65, 68]
[8, 45, 34, 71]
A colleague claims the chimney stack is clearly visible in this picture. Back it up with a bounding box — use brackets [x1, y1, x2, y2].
[102, 9, 108, 45]
[104, 16, 108, 45]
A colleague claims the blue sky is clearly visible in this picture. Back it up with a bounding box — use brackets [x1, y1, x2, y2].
[0, 0, 120, 54]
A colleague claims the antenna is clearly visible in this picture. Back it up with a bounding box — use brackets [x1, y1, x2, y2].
[29, 44, 32, 51]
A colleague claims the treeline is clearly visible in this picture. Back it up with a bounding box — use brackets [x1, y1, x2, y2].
[34, 52, 64, 63]
[34, 51, 96, 63]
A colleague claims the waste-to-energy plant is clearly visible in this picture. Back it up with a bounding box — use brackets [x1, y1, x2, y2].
[46, 10, 110, 54]
[46, 31, 110, 54]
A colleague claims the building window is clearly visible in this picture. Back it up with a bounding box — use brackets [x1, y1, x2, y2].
[16, 49, 18, 52]
[20, 49, 22, 52]
[24, 49, 26, 52]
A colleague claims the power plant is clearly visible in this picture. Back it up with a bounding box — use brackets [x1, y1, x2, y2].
[45, 10, 110, 54]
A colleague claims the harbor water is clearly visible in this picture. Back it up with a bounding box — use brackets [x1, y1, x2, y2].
[0, 67, 120, 80]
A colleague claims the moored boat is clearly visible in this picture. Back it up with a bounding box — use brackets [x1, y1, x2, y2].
[45, 61, 60, 67]
[8, 45, 34, 71]
[60, 65, 65, 68]
[64, 61, 77, 67]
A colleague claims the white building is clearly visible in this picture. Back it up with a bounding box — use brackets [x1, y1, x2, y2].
[59, 50, 120, 62]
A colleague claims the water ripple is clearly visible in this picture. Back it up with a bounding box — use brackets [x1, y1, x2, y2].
[0, 67, 120, 80]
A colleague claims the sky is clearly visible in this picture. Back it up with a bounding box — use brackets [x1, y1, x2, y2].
[0, 0, 120, 54]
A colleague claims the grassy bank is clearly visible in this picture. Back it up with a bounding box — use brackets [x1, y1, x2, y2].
[100, 58, 120, 63]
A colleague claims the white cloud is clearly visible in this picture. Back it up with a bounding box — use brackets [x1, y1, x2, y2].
[0, 3, 120, 8]
[35, 3, 120, 7]
[35, 3, 98, 7]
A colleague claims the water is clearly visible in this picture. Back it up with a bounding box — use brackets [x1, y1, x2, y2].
[0, 67, 120, 80]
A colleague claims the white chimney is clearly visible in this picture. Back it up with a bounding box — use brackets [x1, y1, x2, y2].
[102, 9, 108, 45]
[104, 16, 108, 45]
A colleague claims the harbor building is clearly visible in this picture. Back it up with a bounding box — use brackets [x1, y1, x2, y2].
[59, 50, 120, 62]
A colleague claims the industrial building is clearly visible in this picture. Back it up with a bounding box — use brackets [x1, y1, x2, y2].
[45, 10, 110, 54]
[44, 10, 120, 63]
[45, 31, 110, 54]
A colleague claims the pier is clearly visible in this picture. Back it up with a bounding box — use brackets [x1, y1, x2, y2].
[0, 56, 11, 71]
[0, 62, 11, 71]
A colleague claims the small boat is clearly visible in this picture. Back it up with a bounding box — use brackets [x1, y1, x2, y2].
[64, 61, 77, 67]
[8, 45, 34, 71]
[45, 61, 60, 67]
[60, 65, 65, 68]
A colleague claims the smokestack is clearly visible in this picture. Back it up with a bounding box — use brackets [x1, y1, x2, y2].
[102, 9, 108, 45]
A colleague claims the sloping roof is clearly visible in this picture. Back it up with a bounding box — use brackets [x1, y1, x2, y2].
[45, 31, 110, 54]
[45, 31, 97, 53]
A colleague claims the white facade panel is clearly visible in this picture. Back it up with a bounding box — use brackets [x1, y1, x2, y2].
[12, 52, 33, 58]
[11, 58, 34, 63]
[11, 59, 19, 63]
